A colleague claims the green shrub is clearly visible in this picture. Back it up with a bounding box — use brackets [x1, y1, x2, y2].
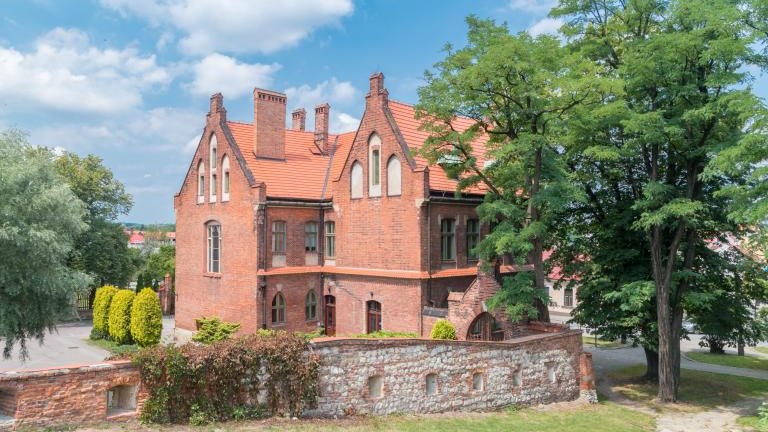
[295, 329, 325, 340]
[133, 332, 320, 423]
[192, 317, 241, 344]
[91, 285, 119, 339]
[352, 330, 418, 338]
[130, 288, 163, 347]
[108, 289, 136, 345]
[430, 319, 457, 340]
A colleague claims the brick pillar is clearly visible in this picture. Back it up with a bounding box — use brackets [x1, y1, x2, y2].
[291, 108, 306, 131]
[314, 103, 330, 154]
[579, 351, 598, 403]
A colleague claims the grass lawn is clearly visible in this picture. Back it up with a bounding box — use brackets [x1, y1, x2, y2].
[606, 364, 768, 412]
[686, 351, 768, 371]
[582, 335, 624, 348]
[84, 338, 139, 356]
[755, 346, 768, 355]
[82, 402, 654, 432]
[737, 415, 768, 432]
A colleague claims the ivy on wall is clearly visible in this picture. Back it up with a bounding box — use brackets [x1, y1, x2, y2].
[133, 332, 320, 424]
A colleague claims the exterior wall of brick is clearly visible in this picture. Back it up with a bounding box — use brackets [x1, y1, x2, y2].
[428, 203, 487, 271]
[174, 99, 261, 333]
[307, 330, 583, 416]
[0, 362, 144, 429]
[263, 273, 323, 333]
[325, 275, 423, 335]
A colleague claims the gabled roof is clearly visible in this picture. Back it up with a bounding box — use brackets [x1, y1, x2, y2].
[387, 100, 488, 194]
[226, 121, 355, 200]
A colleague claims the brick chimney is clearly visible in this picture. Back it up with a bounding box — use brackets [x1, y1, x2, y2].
[366, 72, 388, 107]
[253, 88, 286, 160]
[291, 108, 306, 131]
[208, 93, 226, 122]
[314, 103, 330, 154]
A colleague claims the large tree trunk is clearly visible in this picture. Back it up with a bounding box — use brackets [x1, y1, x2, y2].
[529, 146, 550, 323]
[643, 347, 659, 381]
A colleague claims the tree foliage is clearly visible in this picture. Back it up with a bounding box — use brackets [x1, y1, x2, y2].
[0, 130, 91, 359]
[416, 17, 604, 322]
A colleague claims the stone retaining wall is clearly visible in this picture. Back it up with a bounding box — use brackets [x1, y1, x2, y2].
[0, 329, 583, 429]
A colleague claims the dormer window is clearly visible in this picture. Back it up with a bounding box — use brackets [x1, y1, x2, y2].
[368, 134, 381, 197]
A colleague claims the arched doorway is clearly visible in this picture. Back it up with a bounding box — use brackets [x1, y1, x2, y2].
[467, 312, 504, 341]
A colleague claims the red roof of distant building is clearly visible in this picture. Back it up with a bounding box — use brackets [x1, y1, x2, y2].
[128, 231, 145, 245]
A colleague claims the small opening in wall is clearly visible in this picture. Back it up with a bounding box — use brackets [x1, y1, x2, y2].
[107, 385, 138, 417]
[472, 372, 484, 391]
[0, 388, 15, 425]
[368, 375, 383, 399]
[512, 367, 522, 388]
[426, 373, 438, 396]
[545, 362, 556, 384]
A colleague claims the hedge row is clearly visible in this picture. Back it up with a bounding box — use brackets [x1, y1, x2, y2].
[133, 331, 319, 424]
[91, 285, 162, 347]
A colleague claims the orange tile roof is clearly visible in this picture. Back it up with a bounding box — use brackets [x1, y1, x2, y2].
[226, 121, 355, 200]
[387, 100, 488, 194]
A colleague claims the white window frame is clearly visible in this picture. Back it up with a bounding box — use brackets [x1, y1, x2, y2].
[351, 161, 363, 199]
[221, 155, 230, 202]
[207, 222, 221, 273]
[209, 134, 217, 202]
[197, 160, 205, 204]
[368, 134, 382, 197]
[386, 155, 401, 196]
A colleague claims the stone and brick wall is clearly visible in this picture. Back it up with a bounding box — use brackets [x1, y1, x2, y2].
[0, 329, 584, 430]
[0, 362, 144, 430]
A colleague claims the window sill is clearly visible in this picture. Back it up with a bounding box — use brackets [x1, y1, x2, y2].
[203, 272, 222, 279]
[271, 323, 286, 328]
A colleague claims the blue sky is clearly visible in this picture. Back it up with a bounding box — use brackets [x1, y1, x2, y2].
[1, 0, 766, 223]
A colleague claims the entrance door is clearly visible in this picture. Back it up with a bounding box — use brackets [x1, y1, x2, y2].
[324, 295, 336, 336]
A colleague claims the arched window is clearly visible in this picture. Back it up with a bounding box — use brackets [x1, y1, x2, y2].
[221, 155, 230, 201]
[209, 134, 218, 201]
[386, 155, 401, 196]
[368, 134, 381, 197]
[271, 293, 286, 324]
[351, 161, 363, 199]
[366, 300, 382, 333]
[305, 290, 318, 320]
[197, 160, 205, 204]
[206, 222, 220, 273]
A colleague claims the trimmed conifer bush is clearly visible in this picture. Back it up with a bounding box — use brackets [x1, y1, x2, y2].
[130, 288, 163, 347]
[108, 289, 136, 345]
[430, 319, 457, 340]
[192, 317, 241, 344]
[91, 285, 119, 340]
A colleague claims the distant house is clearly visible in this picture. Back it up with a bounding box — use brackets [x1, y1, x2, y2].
[127, 230, 145, 249]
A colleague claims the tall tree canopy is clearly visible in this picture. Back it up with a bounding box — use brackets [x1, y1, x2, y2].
[0, 130, 92, 358]
[552, 0, 768, 401]
[416, 17, 605, 322]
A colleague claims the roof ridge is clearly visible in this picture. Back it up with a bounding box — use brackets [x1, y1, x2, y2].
[226, 120, 252, 126]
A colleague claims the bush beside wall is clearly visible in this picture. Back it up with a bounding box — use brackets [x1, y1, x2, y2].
[108, 290, 136, 345]
[130, 288, 163, 347]
[91, 285, 119, 339]
[133, 332, 319, 424]
[430, 319, 457, 340]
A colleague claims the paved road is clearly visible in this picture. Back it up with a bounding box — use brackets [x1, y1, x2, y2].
[0, 317, 176, 372]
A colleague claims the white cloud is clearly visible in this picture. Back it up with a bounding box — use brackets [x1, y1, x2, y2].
[100, 0, 354, 55]
[285, 78, 357, 110]
[188, 53, 281, 98]
[332, 112, 358, 133]
[508, 0, 558, 13]
[529, 17, 564, 37]
[0, 28, 170, 114]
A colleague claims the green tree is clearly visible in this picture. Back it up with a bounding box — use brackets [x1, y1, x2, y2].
[144, 245, 175, 287]
[0, 130, 91, 358]
[416, 17, 602, 322]
[553, 0, 768, 401]
[51, 151, 136, 294]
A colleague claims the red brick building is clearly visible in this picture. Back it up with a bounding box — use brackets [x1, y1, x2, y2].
[174, 73, 524, 339]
